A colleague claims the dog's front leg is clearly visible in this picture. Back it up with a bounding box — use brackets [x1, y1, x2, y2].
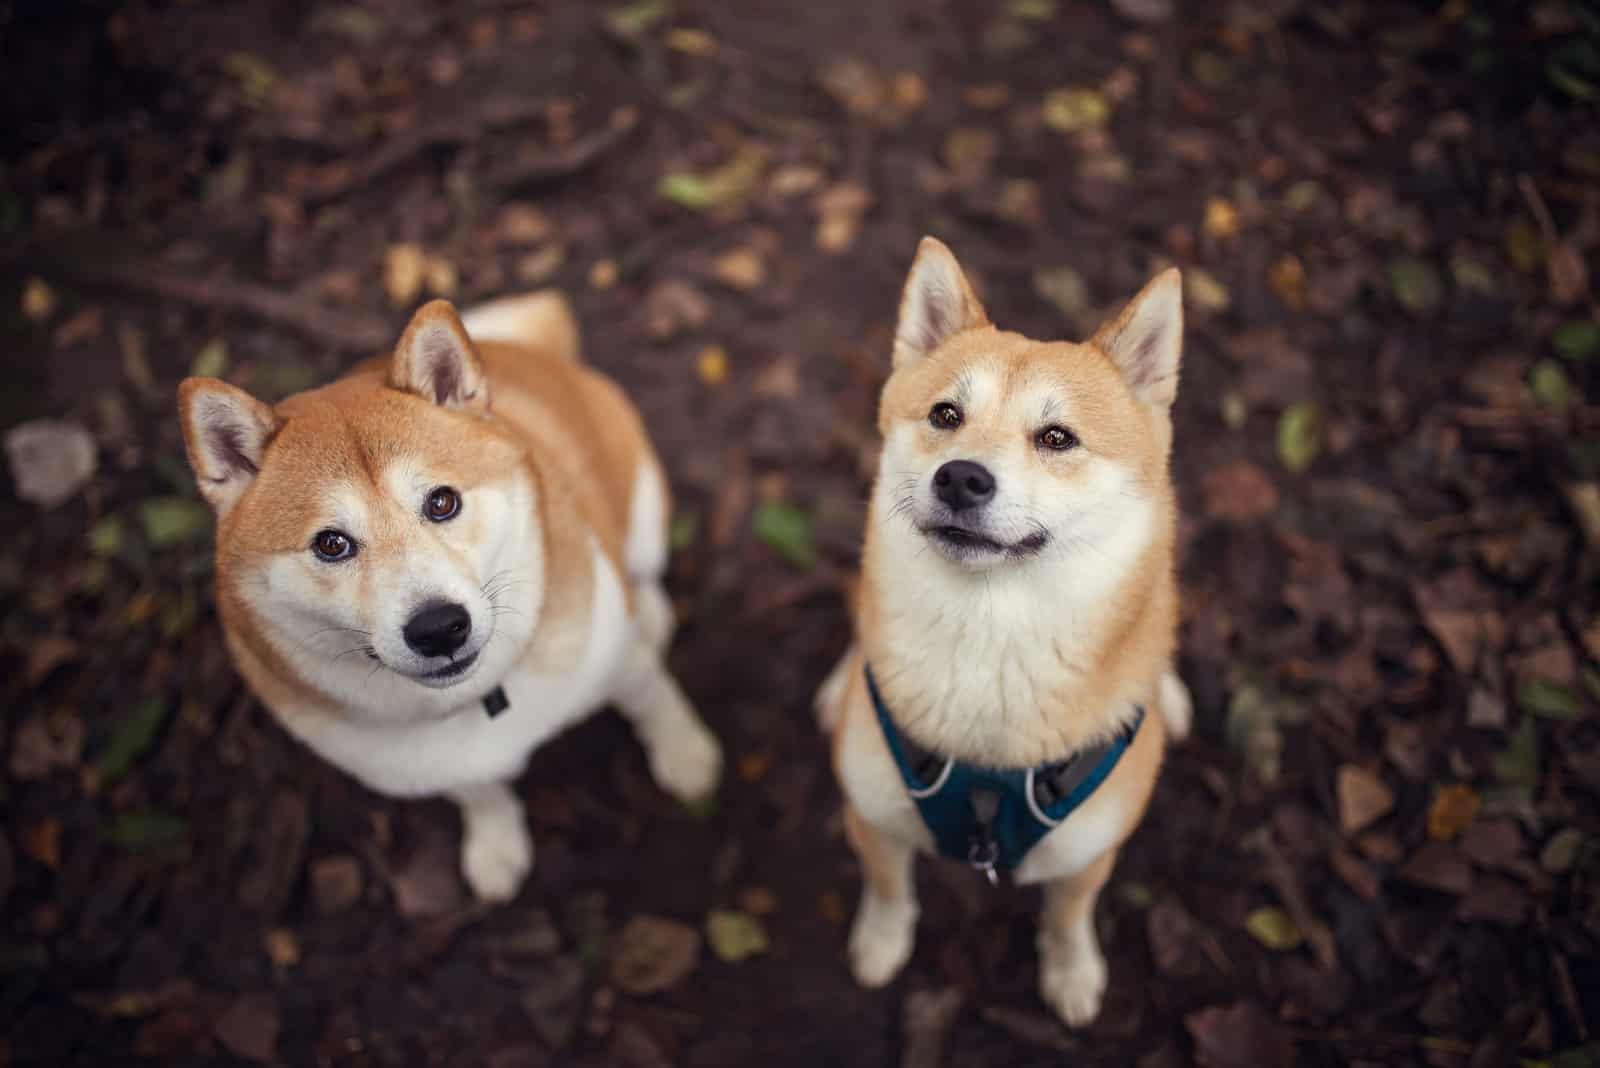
[610, 642, 723, 806]
[1037, 850, 1115, 1027]
[449, 781, 533, 902]
[843, 803, 919, 987]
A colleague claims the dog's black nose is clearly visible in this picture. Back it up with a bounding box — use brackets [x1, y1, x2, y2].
[403, 600, 471, 658]
[933, 459, 996, 511]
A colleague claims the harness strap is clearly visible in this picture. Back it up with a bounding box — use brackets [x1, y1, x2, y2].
[865, 664, 1144, 874]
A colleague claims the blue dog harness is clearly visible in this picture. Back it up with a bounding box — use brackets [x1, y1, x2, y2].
[866, 665, 1144, 884]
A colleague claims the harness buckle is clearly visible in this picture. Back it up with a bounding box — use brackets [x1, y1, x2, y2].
[967, 836, 1000, 886]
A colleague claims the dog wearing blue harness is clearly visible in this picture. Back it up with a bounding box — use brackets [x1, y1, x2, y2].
[819, 238, 1192, 1028]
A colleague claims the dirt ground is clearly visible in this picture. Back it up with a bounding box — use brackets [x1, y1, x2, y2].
[2, 1, 1599, 1065]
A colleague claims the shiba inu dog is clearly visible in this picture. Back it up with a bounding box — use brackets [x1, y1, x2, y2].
[178, 292, 722, 902]
[817, 238, 1192, 1026]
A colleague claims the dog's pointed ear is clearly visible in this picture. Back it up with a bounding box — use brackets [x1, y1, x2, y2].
[1091, 268, 1183, 409]
[893, 236, 989, 370]
[178, 377, 279, 516]
[391, 300, 488, 410]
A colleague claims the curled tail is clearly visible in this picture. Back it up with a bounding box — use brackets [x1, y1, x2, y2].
[461, 290, 581, 361]
[814, 643, 859, 733]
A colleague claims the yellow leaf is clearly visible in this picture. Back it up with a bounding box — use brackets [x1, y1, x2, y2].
[1426, 784, 1480, 841]
[697, 345, 728, 386]
[1203, 197, 1239, 239]
[1042, 88, 1110, 133]
[589, 259, 619, 290]
[1267, 254, 1307, 310]
[264, 927, 301, 968]
[425, 257, 458, 298]
[383, 243, 426, 307]
[665, 28, 718, 55]
[21, 277, 56, 322]
[892, 72, 928, 112]
[713, 248, 766, 290]
[1244, 906, 1303, 951]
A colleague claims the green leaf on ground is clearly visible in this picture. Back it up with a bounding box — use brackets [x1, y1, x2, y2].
[1530, 360, 1574, 412]
[106, 809, 188, 853]
[96, 699, 169, 784]
[190, 338, 229, 379]
[1388, 257, 1444, 314]
[1518, 678, 1581, 720]
[1554, 321, 1600, 362]
[658, 147, 766, 212]
[1244, 906, 1303, 951]
[1276, 402, 1323, 474]
[705, 909, 769, 963]
[606, 0, 671, 38]
[88, 515, 123, 557]
[1492, 717, 1540, 786]
[753, 500, 815, 569]
[1008, 0, 1057, 20]
[139, 498, 212, 550]
[670, 511, 699, 552]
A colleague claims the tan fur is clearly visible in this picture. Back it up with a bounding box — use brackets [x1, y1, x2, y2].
[205, 324, 656, 705]
[823, 237, 1188, 1025]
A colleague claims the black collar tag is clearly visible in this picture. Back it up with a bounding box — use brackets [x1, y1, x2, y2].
[483, 685, 510, 719]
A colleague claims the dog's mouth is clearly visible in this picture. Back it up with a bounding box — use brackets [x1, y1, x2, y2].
[921, 523, 1050, 560]
[410, 649, 482, 686]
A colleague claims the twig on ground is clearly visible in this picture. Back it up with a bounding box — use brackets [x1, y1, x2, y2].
[482, 107, 640, 191]
[63, 262, 392, 354]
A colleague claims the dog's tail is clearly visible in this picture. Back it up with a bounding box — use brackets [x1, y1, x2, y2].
[1158, 668, 1193, 741]
[814, 643, 858, 733]
[461, 291, 581, 362]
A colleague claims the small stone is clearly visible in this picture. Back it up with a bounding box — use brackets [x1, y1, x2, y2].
[4, 420, 97, 509]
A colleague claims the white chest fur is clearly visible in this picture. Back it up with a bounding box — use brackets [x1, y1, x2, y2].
[277, 541, 633, 799]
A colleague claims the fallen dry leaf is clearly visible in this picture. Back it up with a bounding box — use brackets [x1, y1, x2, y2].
[705, 909, 769, 963]
[22, 277, 57, 322]
[1267, 254, 1308, 310]
[588, 259, 618, 290]
[1201, 461, 1278, 521]
[610, 914, 700, 995]
[1203, 197, 1239, 239]
[1336, 765, 1394, 835]
[712, 248, 766, 290]
[1399, 841, 1474, 895]
[646, 279, 711, 341]
[1185, 1001, 1294, 1068]
[1426, 784, 1480, 841]
[696, 345, 729, 386]
[214, 993, 280, 1063]
[1042, 88, 1111, 133]
[383, 243, 426, 307]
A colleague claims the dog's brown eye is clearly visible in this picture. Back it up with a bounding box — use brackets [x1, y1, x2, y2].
[425, 486, 461, 522]
[312, 529, 355, 561]
[929, 402, 963, 430]
[1037, 426, 1078, 451]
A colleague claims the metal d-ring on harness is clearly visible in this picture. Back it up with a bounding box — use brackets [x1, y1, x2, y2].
[865, 665, 1145, 883]
[966, 787, 1003, 886]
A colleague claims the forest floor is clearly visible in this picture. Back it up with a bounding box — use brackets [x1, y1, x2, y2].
[2, 1, 1599, 1065]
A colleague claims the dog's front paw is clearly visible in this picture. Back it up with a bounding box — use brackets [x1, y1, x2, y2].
[1040, 943, 1107, 1028]
[848, 895, 917, 988]
[648, 719, 723, 807]
[460, 815, 534, 903]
